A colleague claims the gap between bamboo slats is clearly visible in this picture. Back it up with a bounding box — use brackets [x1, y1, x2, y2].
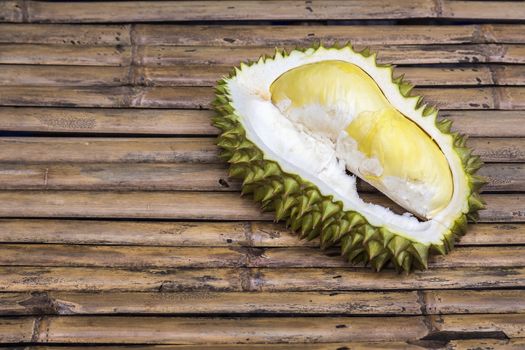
[0, 191, 517, 222]
[1, 290, 524, 316]
[0, 108, 522, 137]
[2, 0, 524, 22]
[0, 220, 522, 247]
[0, 86, 522, 109]
[0, 162, 519, 192]
[1, 64, 524, 87]
[0, 244, 522, 269]
[0, 314, 524, 344]
[0, 137, 520, 163]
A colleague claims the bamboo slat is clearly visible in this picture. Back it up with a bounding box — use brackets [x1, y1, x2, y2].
[1, 290, 523, 316]
[0, 1, 21, 22]
[250, 222, 525, 247]
[0, 137, 220, 164]
[12, 1, 435, 22]
[0, 137, 520, 163]
[138, 44, 525, 66]
[0, 220, 522, 247]
[0, 44, 131, 66]
[440, 111, 525, 137]
[0, 22, 522, 48]
[0, 86, 216, 109]
[2, 343, 525, 350]
[0, 244, 522, 269]
[5, 65, 525, 87]
[7, 315, 431, 344]
[0, 244, 248, 269]
[2, 44, 524, 67]
[0, 343, 439, 350]
[254, 246, 525, 268]
[441, 1, 525, 21]
[0, 317, 34, 343]
[0, 191, 273, 220]
[0, 85, 522, 110]
[448, 339, 525, 350]
[0, 267, 243, 292]
[0, 314, 523, 344]
[13, 1, 525, 22]
[2, 266, 524, 292]
[0, 191, 517, 222]
[432, 314, 525, 339]
[469, 138, 525, 163]
[252, 267, 525, 291]
[425, 290, 525, 315]
[0, 220, 250, 247]
[0, 108, 522, 137]
[0, 291, 421, 316]
[0, 162, 517, 192]
[0, 66, 131, 86]
[1, 23, 524, 46]
[0, 108, 217, 135]
[134, 24, 525, 46]
[136, 65, 525, 87]
[0, 163, 238, 191]
[0, 24, 130, 45]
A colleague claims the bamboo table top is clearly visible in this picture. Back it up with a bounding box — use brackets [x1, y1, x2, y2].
[0, 1, 524, 349]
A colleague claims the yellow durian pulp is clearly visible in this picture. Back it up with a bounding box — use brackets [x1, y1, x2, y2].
[269, 60, 453, 219]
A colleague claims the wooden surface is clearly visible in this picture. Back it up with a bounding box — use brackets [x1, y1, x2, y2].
[0, 1, 524, 349]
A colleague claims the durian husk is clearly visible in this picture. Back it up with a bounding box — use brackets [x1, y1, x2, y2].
[212, 44, 486, 272]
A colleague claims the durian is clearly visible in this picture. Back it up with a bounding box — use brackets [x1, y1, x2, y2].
[212, 44, 485, 272]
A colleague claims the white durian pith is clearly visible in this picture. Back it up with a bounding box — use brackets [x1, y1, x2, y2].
[213, 45, 485, 271]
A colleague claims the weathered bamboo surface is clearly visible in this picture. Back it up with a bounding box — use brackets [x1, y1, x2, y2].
[2, 266, 525, 292]
[0, 1, 524, 348]
[5, 344, 524, 350]
[3, 65, 525, 87]
[1, 290, 524, 316]
[0, 137, 521, 163]
[0, 244, 524, 269]
[0, 162, 519, 191]
[0, 86, 523, 109]
[134, 24, 525, 46]
[1, 314, 525, 343]
[3, 344, 525, 350]
[5, 44, 524, 66]
[0, 191, 518, 222]
[0, 108, 522, 137]
[1, 1, 524, 22]
[0, 220, 522, 246]
[2, 23, 525, 45]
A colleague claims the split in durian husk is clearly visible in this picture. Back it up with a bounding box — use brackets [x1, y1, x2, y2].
[212, 44, 486, 272]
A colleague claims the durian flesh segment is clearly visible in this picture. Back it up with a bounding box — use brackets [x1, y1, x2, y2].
[269, 60, 453, 219]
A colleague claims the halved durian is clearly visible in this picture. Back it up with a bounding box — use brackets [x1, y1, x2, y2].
[213, 45, 485, 272]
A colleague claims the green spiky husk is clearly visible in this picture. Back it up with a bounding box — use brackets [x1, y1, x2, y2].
[212, 44, 486, 272]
